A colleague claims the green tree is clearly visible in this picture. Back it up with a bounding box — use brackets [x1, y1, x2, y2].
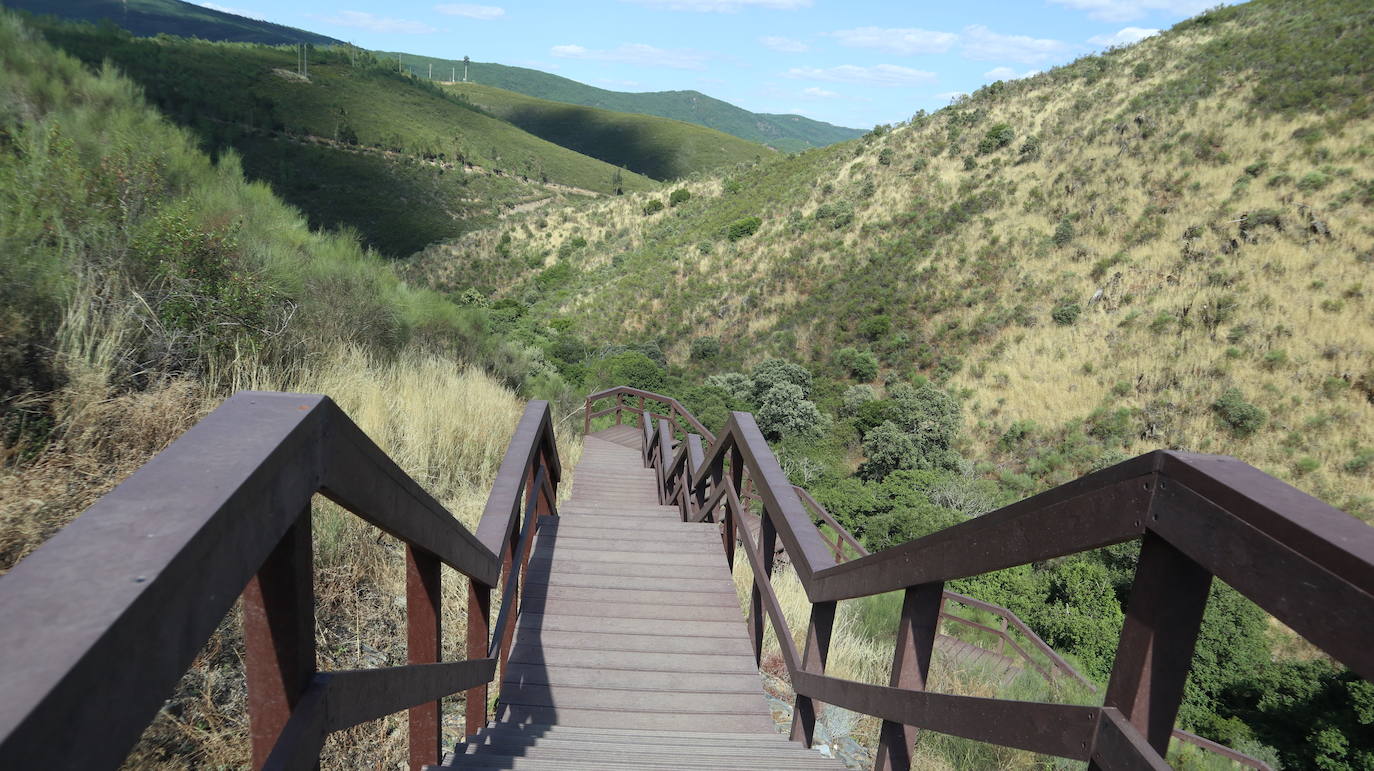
[750, 358, 813, 400]
[756, 382, 823, 439]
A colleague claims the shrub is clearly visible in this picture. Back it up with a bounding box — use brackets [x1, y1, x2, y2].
[978, 123, 1015, 154]
[1052, 218, 1075, 246]
[604, 351, 665, 392]
[841, 384, 877, 416]
[885, 383, 961, 463]
[726, 216, 761, 241]
[1018, 134, 1041, 161]
[1262, 349, 1288, 369]
[668, 188, 691, 207]
[689, 336, 720, 360]
[813, 202, 854, 229]
[1345, 448, 1374, 474]
[834, 347, 879, 381]
[642, 198, 664, 216]
[750, 358, 812, 400]
[877, 148, 894, 166]
[1087, 406, 1135, 447]
[1212, 388, 1265, 437]
[1297, 171, 1332, 191]
[859, 315, 891, 341]
[756, 383, 823, 439]
[705, 372, 754, 406]
[1051, 299, 1082, 326]
[859, 421, 918, 480]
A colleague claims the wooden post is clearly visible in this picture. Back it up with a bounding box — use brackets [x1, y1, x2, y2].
[749, 511, 776, 666]
[405, 545, 442, 770]
[465, 582, 491, 735]
[791, 600, 837, 746]
[998, 617, 1008, 656]
[874, 582, 945, 771]
[1094, 532, 1212, 761]
[243, 509, 315, 770]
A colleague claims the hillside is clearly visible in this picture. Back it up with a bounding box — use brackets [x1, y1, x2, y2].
[447, 82, 767, 181]
[381, 52, 864, 152]
[26, 19, 655, 256]
[416, 0, 1374, 520]
[2, 0, 343, 45]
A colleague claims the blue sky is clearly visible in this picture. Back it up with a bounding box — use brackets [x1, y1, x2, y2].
[202, 0, 1231, 129]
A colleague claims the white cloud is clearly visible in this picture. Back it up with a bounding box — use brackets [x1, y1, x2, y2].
[983, 66, 1039, 80]
[198, 2, 265, 20]
[960, 25, 1067, 65]
[623, 0, 811, 11]
[1048, 0, 1218, 22]
[830, 26, 957, 55]
[1088, 26, 1159, 46]
[802, 87, 841, 98]
[550, 43, 711, 70]
[433, 4, 505, 20]
[314, 11, 437, 34]
[760, 36, 808, 53]
[785, 64, 936, 87]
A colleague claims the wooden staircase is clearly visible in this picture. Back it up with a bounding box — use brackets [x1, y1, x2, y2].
[435, 430, 844, 769]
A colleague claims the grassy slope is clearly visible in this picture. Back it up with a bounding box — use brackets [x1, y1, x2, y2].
[28, 22, 654, 255]
[447, 82, 768, 180]
[415, 0, 1374, 520]
[381, 52, 865, 152]
[2, 0, 343, 45]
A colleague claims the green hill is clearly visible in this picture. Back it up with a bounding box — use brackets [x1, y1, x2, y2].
[1, 0, 343, 45]
[381, 52, 865, 152]
[417, 0, 1374, 521]
[446, 82, 767, 181]
[25, 19, 655, 255]
[409, 3, 1374, 766]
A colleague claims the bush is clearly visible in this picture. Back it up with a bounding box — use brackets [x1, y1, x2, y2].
[1212, 388, 1265, 437]
[877, 148, 894, 166]
[1051, 299, 1082, 326]
[978, 123, 1015, 154]
[668, 188, 691, 207]
[689, 336, 720, 360]
[859, 421, 919, 480]
[603, 351, 666, 392]
[727, 216, 761, 241]
[705, 372, 754, 406]
[834, 347, 879, 381]
[750, 358, 812, 400]
[1053, 218, 1075, 246]
[841, 384, 877, 415]
[756, 383, 823, 439]
[642, 198, 664, 216]
[859, 315, 891, 341]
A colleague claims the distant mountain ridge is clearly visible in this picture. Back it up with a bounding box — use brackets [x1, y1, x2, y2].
[3, 0, 343, 45]
[382, 53, 865, 152]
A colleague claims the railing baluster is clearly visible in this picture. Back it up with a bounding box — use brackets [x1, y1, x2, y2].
[790, 600, 837, 747]
[1095, 531, 1213, 760]
[243, 508, 315, 770]
[749, 510, 777, 666]
[464, 583, 491, 735]
[405, 545, 442, 770]
[874, 583, 945, 770]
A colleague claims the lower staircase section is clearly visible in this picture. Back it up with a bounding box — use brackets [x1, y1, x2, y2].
[435, 433, 845, 769]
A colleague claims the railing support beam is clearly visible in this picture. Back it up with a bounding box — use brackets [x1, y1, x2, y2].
[464, 583, 491, 736]
[1096, 531, 1212, 761]
[405, 545, 442, 770]
[790, 599, 837, 747]
[243, 508, 316, 771]
[874, 582, 945, 771]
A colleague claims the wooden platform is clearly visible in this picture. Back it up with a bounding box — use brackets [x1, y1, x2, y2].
[439, 431, 845, 769]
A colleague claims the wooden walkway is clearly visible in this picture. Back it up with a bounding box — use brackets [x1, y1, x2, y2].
[439, 426, 843, 769]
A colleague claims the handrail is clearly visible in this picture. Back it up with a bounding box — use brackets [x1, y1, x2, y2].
[622, 391, 1359, 771]
[0, 392, 560, 770]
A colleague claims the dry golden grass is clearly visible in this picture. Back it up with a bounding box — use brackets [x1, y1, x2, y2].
[415, 18, 1374, 521]
[3, 280, 583, 767]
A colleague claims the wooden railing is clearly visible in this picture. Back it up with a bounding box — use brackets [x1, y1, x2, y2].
[590, 386, 1368, 770]
[0, 391, 560, 770]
